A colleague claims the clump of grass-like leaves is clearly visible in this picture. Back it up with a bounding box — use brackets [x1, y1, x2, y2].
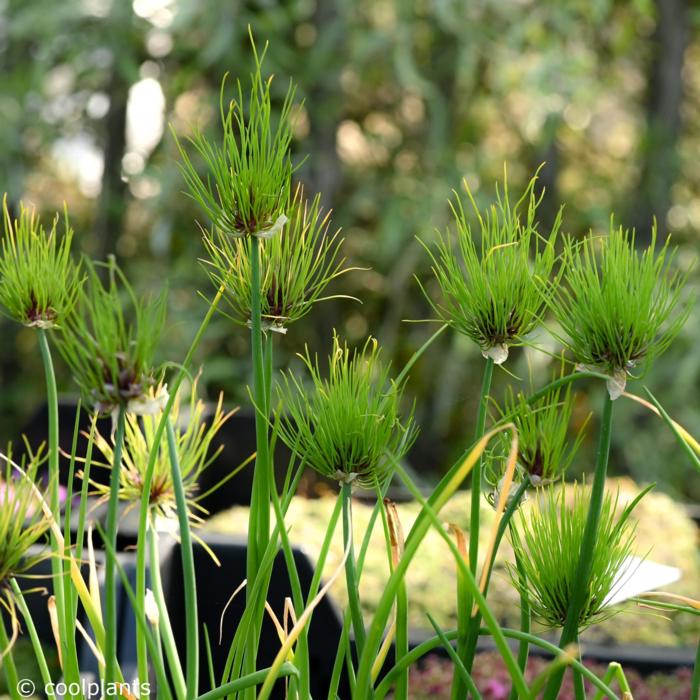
[419, 171, 560, 364]
[55, 258, 167, 415]
[509, 483, 638, 631]
[276, 334, 418, 489]
[0, 445, 52, 603]
[549, 222, 692, 398]
[0, 196, 82, 329]
[89, 380, 233, 522]
[488, 382, 589, 492]
[202, 185, 349, 332]
[174, 35, 294, 239]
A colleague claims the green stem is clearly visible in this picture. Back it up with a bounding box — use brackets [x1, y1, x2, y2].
[462, 478, 529, 674]
[328, 487, 391, 700]
[508, 530, 530, 700]
[268, 460, 307, 696]
[294, 484, 343, 700]
[342, 482, 366, 660]
[148, 524, 186, 700]
[376, 628, 620, 700]
[327, 614, 350, 700]
[427, 613, 482, 700]
[454, 356, 493, 698]
[0, 612, 20, 700]
[193, 663, 298, 700]
[469, 357, 495, 573]
[244, 235, 273, 697]
[10, 581, 54, 698]
[134, 283, 224, 689]
[98, 523, 173, 700]
[249, 235, 271, 576]
[61, 405, 82, 690]
[221, 466, 305, 688]
[394, 539, 409, 700]
[167, 420, 199, 698]
[387, 461, 527, 699]
[104, 406, 126, 696]
[37, 331, 68, 662]
[543, 392, 614, 700]
[573, 668, 586, 700]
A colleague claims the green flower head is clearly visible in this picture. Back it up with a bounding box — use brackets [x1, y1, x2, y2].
[174, 33, 295, 240]
[0, 444, 52, 629]
[509, 483, 638, 631]
[419, 169, 561, 364]
[89, 379, 233, 523]
[549, 222, 692, 399]
[202, 184, 350, 333]
[487, 381, 589, 496]
[0, 196, 83, 329]
[276, 334, 418, 490]
[55, 258, 167, 416]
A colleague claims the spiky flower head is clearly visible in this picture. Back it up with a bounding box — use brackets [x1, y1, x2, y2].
[276, 334, 418, 490]
[202, 184, 350, 333]
[509, 483, 637, 631]
[89, 380, 234, 523]
[419, 170, 560, 364]
[487, 382, 589, 499]
[174, 33, 294, 240]
[0, 196, 82, 329]
[0, 444, 52, 632]
[549, 222, 692, 399]
[55, 257, 167, 416]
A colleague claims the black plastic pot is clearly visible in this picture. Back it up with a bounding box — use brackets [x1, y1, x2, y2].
[157, 531, 345, 698]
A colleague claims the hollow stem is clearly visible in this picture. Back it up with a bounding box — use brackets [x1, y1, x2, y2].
[454, 356, 494, 698]
[104, 405, 126, 697]
[469, 357, 495, 571]
[342, 482, 366, 661]
[248, 235, 272, 579]
[134, 283, 224, 689]
[167, 420, 199, 699]
[543, 391, 614, 700]
[37, 331, 68, 654]
[244, 236, 273, 696]
[462, 478, 529, 674]
[508, 527, 531, 700]
[148, 522, 186, 700]
[10, 580, 54, 698]
[376, 628, 620, 700]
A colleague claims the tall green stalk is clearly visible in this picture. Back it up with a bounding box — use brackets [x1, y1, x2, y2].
[244, 235, 273, 696]
[38, 330, 83, 698]
[508, 526, 530, 700]
[462, 477, 529, 676]
[543, 392, 614, 700]
[11, 581, 55, 699]
[341, 483, 366, 660]
[454, 356, 493, 698]
[134, 284, 224, 689]
[104, 406, 126, 697]
[37, 332, 67, 649]
[147, 525, 186, 700]
[167, 420, 199, 698]
[248, 235, 272, 581]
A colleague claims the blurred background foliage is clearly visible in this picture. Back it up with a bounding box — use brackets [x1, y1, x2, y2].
[1, 0, 699, 499]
